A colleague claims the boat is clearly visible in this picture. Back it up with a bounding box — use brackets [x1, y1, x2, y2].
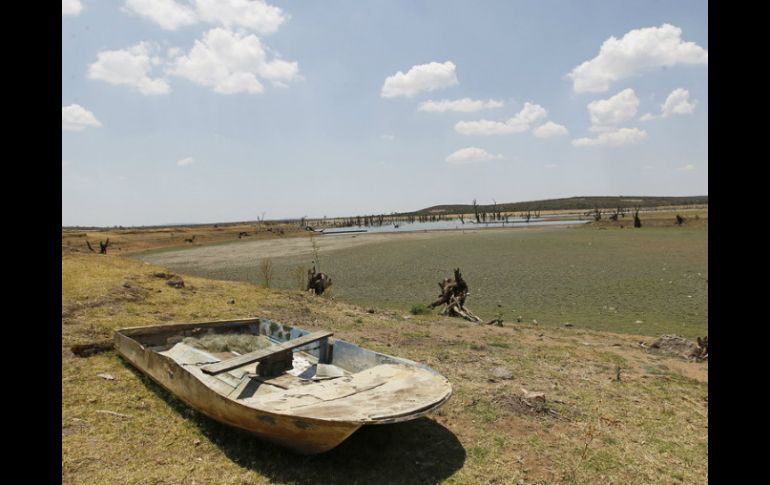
[114, 318, 452, 454]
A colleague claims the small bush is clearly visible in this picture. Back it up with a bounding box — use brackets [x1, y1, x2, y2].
[410, 304, 432, 315]
[260, 258, 274, 288]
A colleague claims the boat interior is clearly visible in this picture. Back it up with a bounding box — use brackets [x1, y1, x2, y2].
[123, 319, 451, 423]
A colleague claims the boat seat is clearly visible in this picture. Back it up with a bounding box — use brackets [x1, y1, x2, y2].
[201, 331, 333, 375]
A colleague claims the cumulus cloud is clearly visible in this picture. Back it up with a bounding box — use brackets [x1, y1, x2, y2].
[381, 61, 458, 98]
[572, 127, 647, 147]
[62, 104, 102, 131]
[661, 88, 697, 117]
[62, 0, 83, 15]
[587, 88, 639, 128]
[568, 24, 708, 93]
[123, 0, 286, 34]
[195, 0, 286, 35]
[123, 0, 197, 30]
[677, 164, 696, 171]
[88, 42, 171, 95]
[639, 88, 697, 121]
[418, 98, 503, 113]
[455, 102, 547, 135]
[177, 157, 195, 166]
[445, 147, 503, 164]
[534, 121, 568, 138]
[170, 28, 299, 94]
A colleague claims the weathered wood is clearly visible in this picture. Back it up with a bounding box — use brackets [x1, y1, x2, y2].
[306, 267, 332, 295]
[202, 331, 333, 375]
[71, 340, 114, 357]
[428, 268, 483, 322]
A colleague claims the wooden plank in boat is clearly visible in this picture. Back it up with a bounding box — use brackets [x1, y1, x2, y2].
[201, 331, 333, 375]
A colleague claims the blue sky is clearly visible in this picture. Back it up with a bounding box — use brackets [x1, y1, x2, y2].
[62, 1, 708, 226]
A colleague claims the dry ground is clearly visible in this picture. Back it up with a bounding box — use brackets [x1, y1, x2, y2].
[62, 251, 707, 484]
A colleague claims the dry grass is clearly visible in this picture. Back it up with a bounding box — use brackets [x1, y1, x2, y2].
[62, 253, 707, 484]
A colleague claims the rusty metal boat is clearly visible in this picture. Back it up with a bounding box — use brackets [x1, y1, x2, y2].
[114, 318, 452, 454]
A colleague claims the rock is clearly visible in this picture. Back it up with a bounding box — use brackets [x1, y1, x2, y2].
[367, 308, 376, 314]
[647, 334, 706, 360]
[517, 316, 522, 323]
[521, 388, 546, 402]
[122, 281, 132, 289]
[167, 276, 185, 288]
[532, 319, 538, 324]
[635, 320, 644, 324]
[492, 367, 514, 380]
[194, 439, 201, 446]
[97, 373, 115, 380]
[564, 322, 574, 328]
[227, 299, 235, 304]
[152, 272, 173, 279]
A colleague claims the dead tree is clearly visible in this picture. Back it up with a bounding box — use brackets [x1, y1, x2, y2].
[86, 239, 110, 254]
[473, 199, 480, 223]
[428, 268, 483, 322]
[306, 266, 332, 295]
[593, 206, 602, 221]
[676, 214, 685, 226]
[633, 208, 642, 228]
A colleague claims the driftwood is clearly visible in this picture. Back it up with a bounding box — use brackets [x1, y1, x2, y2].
[71, 340, 114, 357]
[429, 268, 483, 322]
[306, 266, 332, 295]
[86, 239, 111, 254]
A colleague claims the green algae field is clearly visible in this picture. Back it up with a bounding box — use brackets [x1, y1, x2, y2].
[139, 222, 707, 338]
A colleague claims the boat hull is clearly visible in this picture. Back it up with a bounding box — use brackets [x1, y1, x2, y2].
[114, 319, 451, 454]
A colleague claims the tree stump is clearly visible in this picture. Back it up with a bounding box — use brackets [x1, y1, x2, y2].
[306, 266, 332, 295]
[428, 268, 483, 322]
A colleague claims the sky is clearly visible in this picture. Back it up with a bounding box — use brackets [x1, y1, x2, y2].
[62, 0, 708, 226]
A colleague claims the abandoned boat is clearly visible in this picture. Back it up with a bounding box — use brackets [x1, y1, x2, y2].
[114, 318, 452, 454]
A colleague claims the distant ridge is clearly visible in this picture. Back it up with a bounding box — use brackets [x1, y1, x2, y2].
[408, 195, 708, 215]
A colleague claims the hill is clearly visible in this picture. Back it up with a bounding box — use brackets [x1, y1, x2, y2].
[410, 195, 708, 215]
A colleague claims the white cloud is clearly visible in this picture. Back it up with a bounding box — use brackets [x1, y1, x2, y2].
[455, 102, 548, 135]
[677, 164, 696, 171]
[380, 134, 395, 141]
[572, 127, 647, 147]
[568, 24, 708, 93]
[62, 0, 83, 15]
[170, 28, 298, 94]
[123, 0, 197, 30]
[662, 88, 696, 117]
[381, 61, 458, 98]
[446, 147, 503, 164]
[534, 121, 568, 138]
[455, 119, 523, 135]
[418, 98, 503, 113]
[88, 42, 171, 95]
[177, 157, 195, 166]
[62, 104, 102, 131]
[122, 0, 286, 34]
[640, 112, 657, 122]
[587, 88, 639, 127]
[195, 0, 286, 35]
